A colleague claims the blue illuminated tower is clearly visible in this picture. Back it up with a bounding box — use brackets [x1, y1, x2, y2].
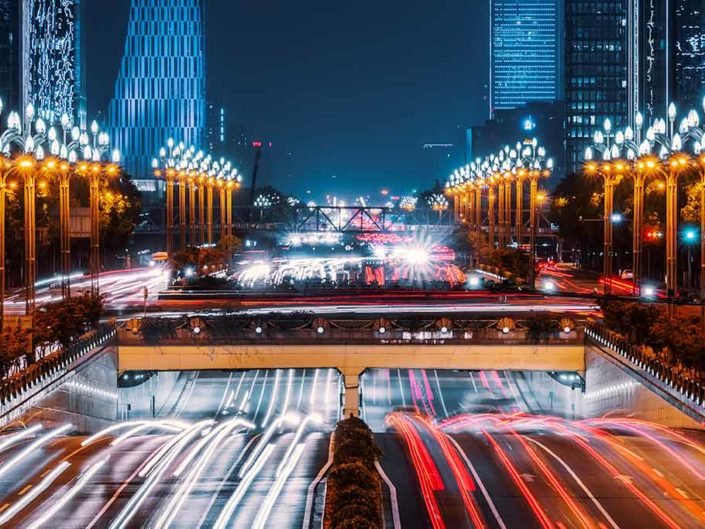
[108, 0, 206, 186]
[490, 0, 562, 116]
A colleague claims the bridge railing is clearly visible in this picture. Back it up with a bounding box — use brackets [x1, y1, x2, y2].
[118, 316, 584, 347]
[0, 324, 117, 408]
[585, 321, 705, 409]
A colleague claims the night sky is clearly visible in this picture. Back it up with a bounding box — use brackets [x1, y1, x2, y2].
[86, 1, 488, 199]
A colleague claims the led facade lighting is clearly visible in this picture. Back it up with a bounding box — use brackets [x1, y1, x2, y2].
[108, 0, 206, 186]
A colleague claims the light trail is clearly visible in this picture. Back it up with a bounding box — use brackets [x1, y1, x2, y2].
[28, 457, 108, 529]
[213, 444, 277, 529]
[252, 443, 306, 529]
[239, 413, 298, 478]
[0, 424, 43, 454]
[276, 414, 322, 477]
[0, 424, 73, 479]
[110, 421, 214, 529]
[0, 461, 70, 525]
[110, 421, 185, 447]
[261, 369, 281, 428]
[154, 418, 254, 529]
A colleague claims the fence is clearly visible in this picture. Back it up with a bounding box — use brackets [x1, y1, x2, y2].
[0, 324, 116, 407]
[585, 321, 705, 410]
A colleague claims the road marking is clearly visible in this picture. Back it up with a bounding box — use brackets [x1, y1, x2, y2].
[302, 433, 334, 529]
[528, 438, 621, 529]
[676, 488, 690, 499]
[433, 370, 450, 419]
[17, 485, 32, 496]
[447, 436, 507, 529]
[469, 372, 478, 393]
[397, 369, 406, 407]
[376, 460, 402, 529]
[652, 468, 665, 478]
[0, 503, 9, 513]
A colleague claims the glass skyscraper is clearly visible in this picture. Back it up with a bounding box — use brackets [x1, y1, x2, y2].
[565, 0, 628, 173]
[21, 0, 85, 126]
[108, 0, 206, 186]
[674, 0, 705, 111]
[0, 0, 21, 111]
[490, 0, 561, 116]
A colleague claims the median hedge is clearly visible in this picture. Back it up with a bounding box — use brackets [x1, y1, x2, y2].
[325, 417, 383, 529]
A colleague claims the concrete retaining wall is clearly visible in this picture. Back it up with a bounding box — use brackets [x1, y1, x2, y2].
[17, 346, 119, 434]
[583, 345, 704, 430]
[118, 371, 187, 420]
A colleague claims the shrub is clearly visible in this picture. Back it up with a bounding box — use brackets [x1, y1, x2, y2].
[524, 315, 560, 342]
[333, 517, 378, 529]
[325, 418, 383, 529]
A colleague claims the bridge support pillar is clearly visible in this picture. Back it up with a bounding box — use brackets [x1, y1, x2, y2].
[341, 368, 363, 418]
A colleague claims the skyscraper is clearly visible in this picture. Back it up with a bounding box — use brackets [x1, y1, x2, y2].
[21, 0, 86, 126]
[0, 0, 21, 111]
[108, 0, 207, 187]
[674, 0, 705, 110]
[490, 0, 562, 116]
[565, 0, 628, 173]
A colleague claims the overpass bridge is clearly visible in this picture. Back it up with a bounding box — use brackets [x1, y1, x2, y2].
[116, 313, 585, 417]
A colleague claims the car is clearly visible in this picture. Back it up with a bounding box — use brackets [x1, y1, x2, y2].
[620, 269, 634, 280]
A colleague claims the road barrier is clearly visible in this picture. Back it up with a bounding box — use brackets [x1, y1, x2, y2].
[585, 322, 705, 413]
[0, 325, 117, 411]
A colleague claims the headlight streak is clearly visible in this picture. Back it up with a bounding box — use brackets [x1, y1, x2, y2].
[109, 421, 214, 529]
[110, 421, 185, 447]
[138, 419, 214, 479]
[282, 369, 295, 414]
[252, 443, 306, 529]
[172, 418, 254, 478]
[153, 418, 254, 529]
[261, 369, 281, 428]
[276, 414, 322, 477]
[309, 369, 320, 407]
[212, 443, 277, 529]
[81, 421, 148, 447]
[0, 424, 43, 454]
[0, 424, 73, 479]
[27, 456, 109, 529]
[238, 413, 299, 478]
[0, 461, 70, 525]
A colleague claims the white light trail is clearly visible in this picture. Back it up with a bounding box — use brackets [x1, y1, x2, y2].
[309, 369, 320, 407]
[238, 413, 298, 478]
[110, 421, 185, 447]
[276, 414, 321, 477]
[261, 369, 281, 428]
[252, 443, 306, 529]
[0, 424, 72, 479]
[0, 461, 70, 525]
[110, 421, 213, 529]
[154, 419, 254, 529]
[0, 424, 43, 454]
[282, 369, 295, 413]
[28, 457, 108, 529]
[213, 443, 276, 529]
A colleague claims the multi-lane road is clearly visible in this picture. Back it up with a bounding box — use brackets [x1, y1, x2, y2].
[1, 368, 704, 528]
[364, 369, 705, 529]
[0, 369, 339, 528]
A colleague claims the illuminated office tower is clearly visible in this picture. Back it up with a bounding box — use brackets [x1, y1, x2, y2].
[108, 0, 206, 188]
[21, 0, 86, 126]
[490, 0, 561, 116]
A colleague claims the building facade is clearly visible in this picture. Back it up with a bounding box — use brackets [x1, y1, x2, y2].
[0, 0, 21, 111]
[108, 0, 207, 187]
[21, 0, 85, 126]
[490, 0, 562, 116]
[565, 0, 628, 173]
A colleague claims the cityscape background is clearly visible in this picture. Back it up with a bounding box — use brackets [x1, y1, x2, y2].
[0, 0, 704, 199]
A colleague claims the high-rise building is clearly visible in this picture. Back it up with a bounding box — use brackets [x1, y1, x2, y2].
[0, 0, 21, 111]
[108, 0, 207, 188]
[21, 0, 86, 126]
[490, 0, 562, 116]
[674, 1, 704, 110]
[565, 0, 628, 173]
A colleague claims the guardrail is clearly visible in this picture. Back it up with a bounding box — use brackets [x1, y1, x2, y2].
[117, 315, 584, 347]
[0, 324, 117, 408]
[585, 322, 705, 411]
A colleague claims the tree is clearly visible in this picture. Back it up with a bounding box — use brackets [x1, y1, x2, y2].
[0, 326, 30, 376]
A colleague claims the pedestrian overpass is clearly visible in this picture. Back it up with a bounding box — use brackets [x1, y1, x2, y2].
[116, 314, 585, 416]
